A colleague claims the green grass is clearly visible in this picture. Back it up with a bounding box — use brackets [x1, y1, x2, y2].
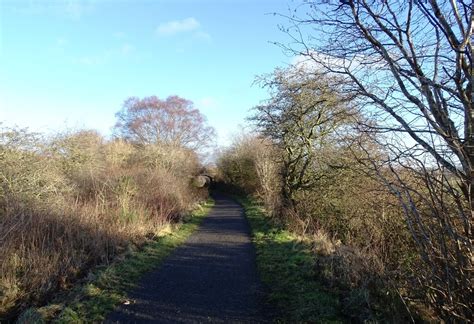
[238, 197, 344, 323]
[18, 199, 214, 323]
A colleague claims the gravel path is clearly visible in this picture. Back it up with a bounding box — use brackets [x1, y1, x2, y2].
[106, 194, 269, 323]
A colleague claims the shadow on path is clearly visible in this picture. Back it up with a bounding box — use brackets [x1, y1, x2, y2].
[106, 194, 269, 323]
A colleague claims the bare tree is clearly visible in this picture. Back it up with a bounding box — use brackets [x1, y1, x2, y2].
[114, 96, 215, 151]
[250, 67, 355, 213]
[279, 0, 472, 319]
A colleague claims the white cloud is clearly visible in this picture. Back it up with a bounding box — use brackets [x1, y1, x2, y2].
[194, 31, 212, 42]
[10, 0, 95, 20]
[156, 17, 200, 36]
[292, 51, 348, 72]
[197, 97, 219, 111]
[292, 50, 385, 73]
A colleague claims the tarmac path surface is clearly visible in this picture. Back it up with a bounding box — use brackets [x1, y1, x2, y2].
[106, 194, 269, 323]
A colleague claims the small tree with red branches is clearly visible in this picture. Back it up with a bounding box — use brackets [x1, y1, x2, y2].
[114, 95, 215, 151]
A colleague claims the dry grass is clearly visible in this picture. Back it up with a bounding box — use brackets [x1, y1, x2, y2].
[216, 135, 426, 321]
[0, 128, 206, 320]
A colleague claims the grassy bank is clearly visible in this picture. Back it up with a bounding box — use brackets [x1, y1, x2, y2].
[17, 200, 214, 323]
[0, 129, 209, 320]
[238, 197, 344, 323]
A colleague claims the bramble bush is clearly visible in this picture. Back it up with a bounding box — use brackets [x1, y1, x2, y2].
[0, 127, 206, 320]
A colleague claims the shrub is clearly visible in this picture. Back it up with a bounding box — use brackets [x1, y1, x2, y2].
[0, 127, 206, 320]
[216, 133, 423, 321]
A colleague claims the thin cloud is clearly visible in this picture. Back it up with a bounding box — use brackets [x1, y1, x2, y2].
[72, 43, 135, 66]
[156, 17, 200, 36]
[9, 0, 95, 20]
[198, 97, 219, 111]
[292, 51, 385, 72]
[194, 31, 212, 42]
[120, 43, 135, 55]
[64, 0, 88, 19]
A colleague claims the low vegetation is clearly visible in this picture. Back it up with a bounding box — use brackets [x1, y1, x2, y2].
[1, 1, 471, 321]
[17, 200, 213, 323]
[218, 137, 415, 322]
[271, 1, 472, 321]
[0, 95, 214, 321]
[216, 61, 470, 322]
[238, 197, 343, 323]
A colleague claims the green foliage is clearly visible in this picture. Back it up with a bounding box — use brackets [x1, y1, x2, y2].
[239, 197, 343, 323]
[217, 136, 261, 194]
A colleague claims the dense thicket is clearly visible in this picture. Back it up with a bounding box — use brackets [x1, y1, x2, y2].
[0, 96, 212, 319]
[279, 1, 472, 320]
[217, 62, 469, 321]
[218, 0, 473, 320]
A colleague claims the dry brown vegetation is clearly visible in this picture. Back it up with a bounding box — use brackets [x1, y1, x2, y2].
[216, 64, 471, 321]
[218, 124, 471, 322]
[275, 0, 473, 320]
[0, 127, 207, 320]
[217, 135, 419, 321]
[216, 0, 473, 320]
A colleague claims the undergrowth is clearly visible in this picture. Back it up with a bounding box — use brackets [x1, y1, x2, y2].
[237, 196, 344, 323]
[17, 200, 214, 323]
[0, 128, 207, 320]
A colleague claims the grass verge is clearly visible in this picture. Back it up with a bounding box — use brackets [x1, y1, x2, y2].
[17, 199, 214, 323]
[237, 196, 344, 323]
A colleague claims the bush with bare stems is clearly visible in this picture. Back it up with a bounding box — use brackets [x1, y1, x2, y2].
[0, 127, 207, 320]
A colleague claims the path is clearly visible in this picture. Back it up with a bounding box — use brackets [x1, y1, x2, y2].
[106, 194, 269, 323]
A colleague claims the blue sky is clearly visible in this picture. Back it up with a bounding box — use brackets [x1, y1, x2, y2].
[0, 0, 296, 146]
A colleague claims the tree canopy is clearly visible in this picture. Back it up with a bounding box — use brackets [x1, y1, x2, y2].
[114, 95, 215, 150]
[250, 67, 355, 208]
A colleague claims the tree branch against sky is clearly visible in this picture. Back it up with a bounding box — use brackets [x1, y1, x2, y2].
[250, 67, 356, 211]
[277, 0, 472, 319]
[281, 0, 472, 179]
[114, 95, 215, 151]
[0, 1, 292, 146]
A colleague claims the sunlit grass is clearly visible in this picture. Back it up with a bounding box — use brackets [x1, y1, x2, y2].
[238, 197, 343, 323]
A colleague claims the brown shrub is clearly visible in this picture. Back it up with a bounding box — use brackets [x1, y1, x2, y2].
[0, 128, 206, 319]
[216, 133, 422, 321]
